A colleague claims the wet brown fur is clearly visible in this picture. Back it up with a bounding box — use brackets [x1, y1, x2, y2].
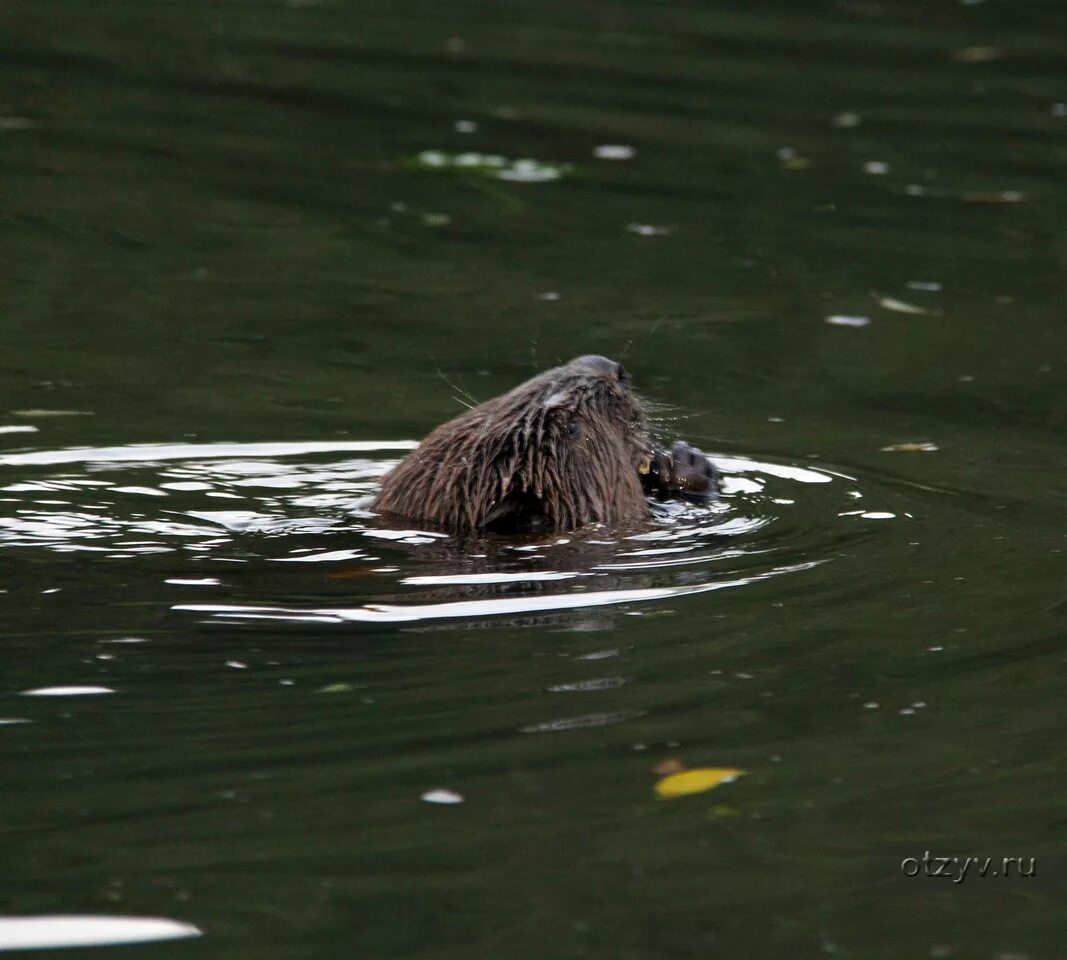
[374, 356, 651, 532]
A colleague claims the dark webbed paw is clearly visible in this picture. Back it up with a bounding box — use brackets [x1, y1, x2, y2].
[641, 441, 721, 499]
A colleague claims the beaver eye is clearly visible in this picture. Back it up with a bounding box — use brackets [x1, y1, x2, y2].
[566, 421, 581, 438]
[617, 363, 630, 384]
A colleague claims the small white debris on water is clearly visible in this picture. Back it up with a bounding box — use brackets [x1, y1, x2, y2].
[863, 160, 890, 175]
[906, 280, 942, 292]
[879, 296, 927, 315]
[537, 291, 561, 301]
[226, 661, 248, 670]
[833, 111, 862, 128]
[881, 442, 938, 452]
[863, 702, 879, 709]
[165, 578, 221, 586]
[421, 789, 464, 805]
[860, 512, 896, 519]
[454, 119, 478, 133]
[825, 315, 871, 327]
[626, 223, 672, 236]
[498, 159, 564, 182]
[593, 144, 635, 160]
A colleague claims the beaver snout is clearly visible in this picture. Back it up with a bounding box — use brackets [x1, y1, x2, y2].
[571, 355, 629, 383]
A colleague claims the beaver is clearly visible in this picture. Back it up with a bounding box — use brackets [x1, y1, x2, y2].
[374, 355, 720, 533]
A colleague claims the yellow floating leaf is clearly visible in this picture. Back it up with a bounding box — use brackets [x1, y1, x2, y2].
[655, 767, 746, 798]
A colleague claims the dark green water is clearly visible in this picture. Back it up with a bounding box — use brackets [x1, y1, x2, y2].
[2, 1, 1065, 957]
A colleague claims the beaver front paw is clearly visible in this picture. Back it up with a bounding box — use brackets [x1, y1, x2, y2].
[641, 441, 721, 499]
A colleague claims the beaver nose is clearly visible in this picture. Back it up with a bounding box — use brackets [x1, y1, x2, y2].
[573, 355, 629, 382]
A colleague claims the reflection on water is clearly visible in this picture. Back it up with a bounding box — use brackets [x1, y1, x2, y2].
[0, 916, 201, 951]
[1, 439, 857, 623]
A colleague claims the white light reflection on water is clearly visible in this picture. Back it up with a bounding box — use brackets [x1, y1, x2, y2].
[0, 440, 416, 467]
[0, 915, 201, 951]
[176, 561, 823, 624]
[21, 686, 116, 697]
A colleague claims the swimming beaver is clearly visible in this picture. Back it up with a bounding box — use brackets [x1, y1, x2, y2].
[374, 355, 719, 533]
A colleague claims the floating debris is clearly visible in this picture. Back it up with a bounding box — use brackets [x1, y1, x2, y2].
[626, 223, 672, 237]
[776, 146, 811, 170]
[498, 159, 567, 182]
[833, 111, 862, 128]
[882, 442, 938, 452]
[453, 120, 478, 133]
[655, 768, 746, 798]
[825, 314, 871, 327]
[0, 425, 38, 434]
[878, 296, 928, 315]
[548, 676, 626, 692]
[593, 144, 635, 160]
[421, 788, 464, 805]
[413, 150, 571, 183]
[906, 280, 942, 292]
[962, 190, 1024, 204]
[862, 160, 890, 175]
[952, 45, 1003, 63]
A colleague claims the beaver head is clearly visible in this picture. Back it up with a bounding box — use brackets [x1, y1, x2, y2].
[374, 355, 652, 533]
